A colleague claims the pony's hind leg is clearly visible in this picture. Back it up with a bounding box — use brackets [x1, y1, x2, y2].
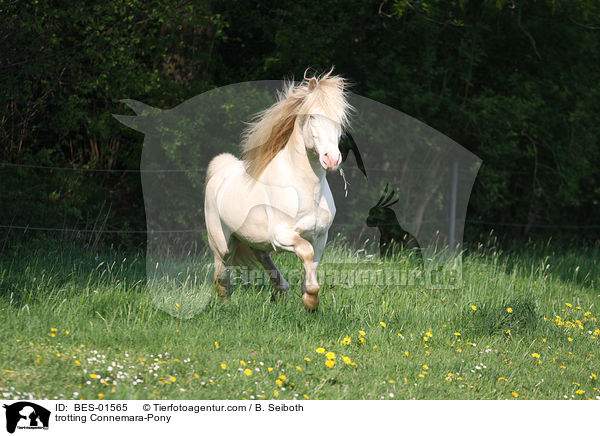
[213, 255, 231, 301]
[256, 251, 290, 301]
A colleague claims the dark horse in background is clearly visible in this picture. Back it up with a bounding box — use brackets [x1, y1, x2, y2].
[340, 135, 417, 256]
[367, 184, 419, 256]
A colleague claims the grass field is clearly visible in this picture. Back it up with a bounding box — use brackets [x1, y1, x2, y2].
[0, 238, 598, 400]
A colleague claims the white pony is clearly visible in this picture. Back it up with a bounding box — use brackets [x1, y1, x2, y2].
[204, 71, 352, 310]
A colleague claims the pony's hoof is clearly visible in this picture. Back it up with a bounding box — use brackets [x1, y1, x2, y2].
[216, 288, 230, 302]
[218, 294, 230, 303]
[270, 290, 289, 302]
[302, 293, 319, 311]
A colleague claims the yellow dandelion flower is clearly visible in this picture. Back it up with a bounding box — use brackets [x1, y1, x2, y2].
[98, 393, 104, 399]
[296, 366, 302, 371]
[240, 360, 247, 366]
[511, 392, 519, 398]
[498, 377, 507, 381]
[531, 353, 540, 358]
[342, 356, 352, 364]
[194, 373, 199, 378]
[326, 352, 336, 360]
[341, 336, 351, 345]
[36, 356, 42, 364]
[454, 332, 461, 336]
[565, 303, 572, 308]
[276, 379, 283, 387]
[373, 345, 378, 349]
[426, 332, 433, 337]
[221, 363, 227, 370]
[404, 351, 409, 356]
[358, 337, 365, 344]
[268, 367, 274, 372]
[90, 374, 99, 379]
[303, 394, 309, 399]
[50, 333, 55, 337]
[568, 337, 573, 342]
[507, 308, 513, 313]
[591, 373, 597, 380]
[471, 305, 477, 311]
[50, 328, 58, 332]
[214, 341, 219, 349]
[576, 389, 584, 395]
[325, 360, 335, 368]
[273, 391, 279, 397]
[423, 365, 429, 370]
[244, 369, 252, 376]
[175, 303, 180, 308]
[65, 330, 70, 335]
[170, 376, 176, 382]
[279, 374, 287, 381]
[359, 330, 366, 336]
[379, 322, 386, 327]
[388, 379, 395, 383]
[316, 347, 326, 354]
[418, 374, 425, 378]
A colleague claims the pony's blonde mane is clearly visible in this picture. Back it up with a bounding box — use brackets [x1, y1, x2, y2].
[241, 70, 352, 177]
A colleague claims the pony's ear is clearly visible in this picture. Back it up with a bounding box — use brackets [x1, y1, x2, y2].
[308, 77, 318, 91]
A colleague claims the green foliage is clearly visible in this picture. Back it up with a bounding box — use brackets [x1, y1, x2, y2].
[1, 0, 599, 247]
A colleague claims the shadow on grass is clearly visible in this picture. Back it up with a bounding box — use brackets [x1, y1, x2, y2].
[455, 297, 540, 337]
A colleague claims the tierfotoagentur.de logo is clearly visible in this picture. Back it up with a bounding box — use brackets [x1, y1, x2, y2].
[2, 402, 50, 434]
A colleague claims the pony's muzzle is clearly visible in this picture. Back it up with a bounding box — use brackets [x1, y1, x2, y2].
[320, 152, 341, 170]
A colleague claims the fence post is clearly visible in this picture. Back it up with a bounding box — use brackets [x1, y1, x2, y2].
[449, 160, 458, 251]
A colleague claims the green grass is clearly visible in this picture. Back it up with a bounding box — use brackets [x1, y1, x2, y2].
[0, 239, 598, 400]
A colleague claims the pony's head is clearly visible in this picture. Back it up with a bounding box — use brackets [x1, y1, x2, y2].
[300, 110, 342, 171]
[241, 68, 352, 177]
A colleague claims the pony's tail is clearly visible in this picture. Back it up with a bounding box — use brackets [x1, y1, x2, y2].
[206, 153, 238, 183]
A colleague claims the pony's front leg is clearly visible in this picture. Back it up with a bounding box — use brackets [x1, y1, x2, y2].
[293, 236, 321, 310]
[302, 231, 328, 309]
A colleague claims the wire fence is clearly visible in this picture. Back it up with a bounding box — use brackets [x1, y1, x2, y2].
[1, 220, 599, 235]
[0, 162, 205, 173]
[2, 161, 598, 234]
